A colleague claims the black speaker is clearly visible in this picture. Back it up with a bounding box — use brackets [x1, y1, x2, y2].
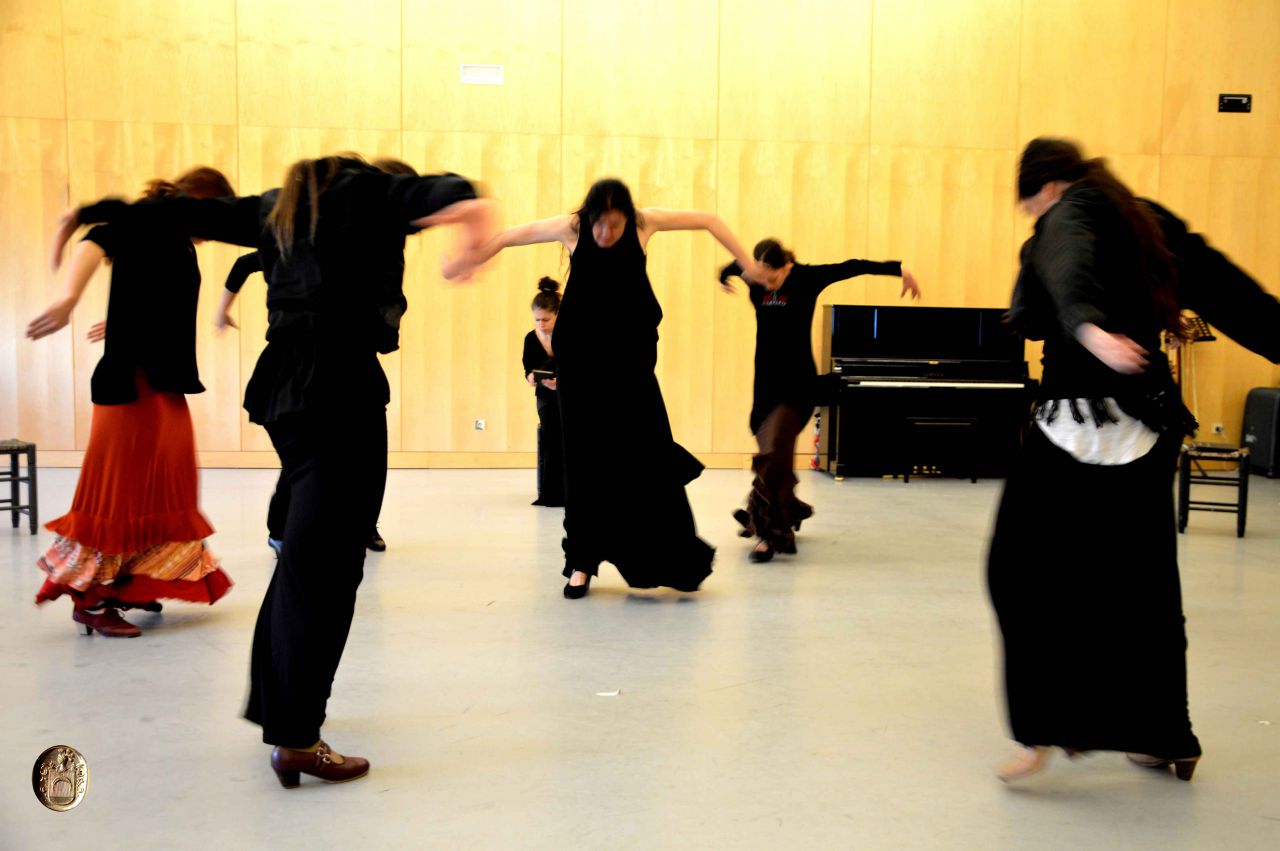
[1242, 387, 1280, 477]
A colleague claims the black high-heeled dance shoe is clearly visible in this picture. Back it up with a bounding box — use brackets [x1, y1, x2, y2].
[1127, 753, 1200, 781]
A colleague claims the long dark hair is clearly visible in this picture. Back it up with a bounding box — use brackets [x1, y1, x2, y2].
[753, 238, 795, 268]
[531, 276, 561, 312]
[267, 154, 373, 255]
[573, 178, 643, 232]
[1018, 137, 1184, 340]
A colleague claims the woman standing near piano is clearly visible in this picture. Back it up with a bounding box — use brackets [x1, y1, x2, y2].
[719, 240, 920, 562]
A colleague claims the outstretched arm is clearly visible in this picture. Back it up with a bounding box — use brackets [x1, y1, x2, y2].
[447, 214, 576, 278]
[28, 239, 106, 339]
[641, 209, 762, 283]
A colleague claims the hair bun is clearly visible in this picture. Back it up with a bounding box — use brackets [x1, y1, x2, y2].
[537, 276, 561, 293]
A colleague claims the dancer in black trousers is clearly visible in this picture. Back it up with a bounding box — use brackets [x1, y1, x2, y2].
[58, 155, 493, 786]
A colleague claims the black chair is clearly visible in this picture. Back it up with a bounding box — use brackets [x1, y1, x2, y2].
[1178, 442, 1249, 538]
[0, 439, 38, 534]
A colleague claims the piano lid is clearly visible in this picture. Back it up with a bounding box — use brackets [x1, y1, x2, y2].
[824, 305, 1024, 364]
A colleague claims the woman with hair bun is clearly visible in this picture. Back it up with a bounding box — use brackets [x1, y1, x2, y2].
[522, 276, 565, 506]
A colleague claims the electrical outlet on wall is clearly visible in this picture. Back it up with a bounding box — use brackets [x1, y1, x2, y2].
[474, 419, 486, 431]
[1212, 423, 1225, 435]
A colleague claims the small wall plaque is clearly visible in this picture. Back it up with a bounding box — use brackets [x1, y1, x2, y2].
[461, 65, 504, 86]
[1218, 94, 1252, 113]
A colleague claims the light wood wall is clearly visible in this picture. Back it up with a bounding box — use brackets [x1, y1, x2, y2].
[2, 0, 1278, 468]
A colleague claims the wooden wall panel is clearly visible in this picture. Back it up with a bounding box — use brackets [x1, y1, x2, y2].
[400, 131, 563, 453]
[718, 0, 873, 144]
[62, 0, 236, 126]
[1164, 0, 1280, 158]
[5, 1, 1279, 468]
[563, 136, 720, 452]
[870, 0, 1021, 150]
[0, 118, 73, 449]
[868, 146, 1018, 310]
[0, 0, 66, 119]
[562, 0, 719, 140]
[1019, 0, 1167, 155]
[236, 0, 401, 130]
[402, 0, 562, 135]
[65, 121, 240, 451]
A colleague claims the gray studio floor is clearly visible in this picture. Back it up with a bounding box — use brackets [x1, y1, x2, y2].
[2, 465, 1278, 849]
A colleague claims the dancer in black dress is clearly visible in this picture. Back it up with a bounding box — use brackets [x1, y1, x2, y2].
[463, 178, 762, 597]
[522, 276, 565, 507]
[990, 138, 1280, 783]
[56, 155, 493, 785]
[720, 239, 919, 561]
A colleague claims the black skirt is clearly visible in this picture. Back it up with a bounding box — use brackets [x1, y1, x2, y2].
[987, 426, 1201, 759]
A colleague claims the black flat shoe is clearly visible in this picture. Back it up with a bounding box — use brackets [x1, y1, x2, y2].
[749, 543, 774, 563]
[367, 528, 386, 552]
[563, 576, 591, 599]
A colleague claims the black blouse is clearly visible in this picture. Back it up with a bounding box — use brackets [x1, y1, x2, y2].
[83, 215, 206, 405]
[522, 330, 556, 401]
[722, 258, 901, 432]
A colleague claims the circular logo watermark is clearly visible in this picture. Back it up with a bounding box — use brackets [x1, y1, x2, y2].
[32, 746, 88, 812]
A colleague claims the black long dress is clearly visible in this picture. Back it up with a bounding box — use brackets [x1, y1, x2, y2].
[988, 181, 1280, 760]
[553, 219, 713, 590]
[522, 330, 564, 506]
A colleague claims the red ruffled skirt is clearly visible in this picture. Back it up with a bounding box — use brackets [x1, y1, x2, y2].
[36, 374, 232, 608]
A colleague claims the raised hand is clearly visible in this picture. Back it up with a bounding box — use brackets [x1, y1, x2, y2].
[26, 298, 76, 340]
[901, 267, 922, 300]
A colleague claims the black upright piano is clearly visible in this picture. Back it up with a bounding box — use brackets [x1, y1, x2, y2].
[817, 305, 1035, 480]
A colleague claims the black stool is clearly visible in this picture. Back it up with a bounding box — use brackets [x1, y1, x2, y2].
[1178, 442, 1249, 538]
[0, 439, 38, 535]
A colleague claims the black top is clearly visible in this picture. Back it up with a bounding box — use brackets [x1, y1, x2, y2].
[722, 258, 902, 432]
[1010, 180, 1280, 433]
[79, 171, 477, 423]
[1010, 180, 1179, 416]
[83, 215, 206, 404]
[521, 330, 556, 401]
[224, 251, 262, 293]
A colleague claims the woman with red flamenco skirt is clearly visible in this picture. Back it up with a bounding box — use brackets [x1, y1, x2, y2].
[26, 168, 236, 637]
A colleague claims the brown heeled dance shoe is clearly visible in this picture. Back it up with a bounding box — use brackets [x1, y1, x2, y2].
[270, 741, 370, 789]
